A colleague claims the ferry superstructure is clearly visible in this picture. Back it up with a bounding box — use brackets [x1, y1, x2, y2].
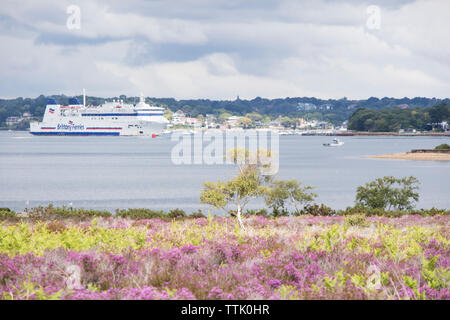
[30, 93, 168, 136]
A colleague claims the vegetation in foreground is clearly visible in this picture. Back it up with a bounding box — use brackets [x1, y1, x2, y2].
[0, 156, 448, 300]
[0, 214, 448, 300]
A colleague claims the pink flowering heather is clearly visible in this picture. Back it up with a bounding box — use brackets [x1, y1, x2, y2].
[0, 215, 448, 300]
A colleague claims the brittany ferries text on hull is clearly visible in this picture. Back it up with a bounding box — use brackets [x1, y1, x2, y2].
[30, 91, 168, 136]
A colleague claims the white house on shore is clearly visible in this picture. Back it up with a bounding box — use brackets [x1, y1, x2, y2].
[226, 116, 241, 127]
[5, 116, 24, 126]
[172, 110, 186, 124]
[171, 110, 200, 126]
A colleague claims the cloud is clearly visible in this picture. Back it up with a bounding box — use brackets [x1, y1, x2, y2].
[0, 0, 449, 99]
[96, 52, 302, 99]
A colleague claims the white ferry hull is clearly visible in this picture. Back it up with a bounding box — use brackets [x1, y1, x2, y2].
[30, 121, 167, 136]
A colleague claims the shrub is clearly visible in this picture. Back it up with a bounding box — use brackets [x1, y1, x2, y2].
[244, 209, 268, 217]
[339, 206, 403, 217]
[409, 208, 450, 216]
[434, 144, 450, 150]
[270, 207, 290, 217]
[0, 209, 17, 220]
[168, 208, 187, 219]
[27, 205, 56, 218]
[115, 208, 167, 220]
[297, 204, 336, 216]
[27, 205, 111, 219]
[345, 214, 369, 227]
[188, 210, 206, 219]
[339, 205, 373, 216]
[369, 210, 404, 217]
[54, 207, 112, 218]
[338, 205, 449, 217]
[45, 220, 67, 233]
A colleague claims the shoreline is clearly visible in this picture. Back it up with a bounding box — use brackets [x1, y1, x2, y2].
[337, 131, 450, 137]
[2, 128, 450, 137]
[367, 152, 450, 161]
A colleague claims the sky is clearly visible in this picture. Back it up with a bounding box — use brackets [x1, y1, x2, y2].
[1, 0, 449, 100]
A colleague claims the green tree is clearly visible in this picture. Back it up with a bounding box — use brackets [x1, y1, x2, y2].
[245, 112, 263, 122]
[363, 118, 374, 131]
[355, 176, 420, 210]
[238, 117, 253, 128]
[281, 117, 293, 128]
[261, 116, 271, 123]
[348, 104, 450, 132]
[197, 114, 205, 127]
[200, 164, 268, 230]
[181, 105, 193, 115]
[200, 147, 276, 230]
[217, 112, 232, 124]
[374, 119, 388, 132]
[265, 180, 316, 216]
[164, 109, 173, 121]
[429, 103, 450, 123]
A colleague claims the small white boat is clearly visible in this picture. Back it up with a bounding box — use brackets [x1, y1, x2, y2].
[323, 138, 344, 147]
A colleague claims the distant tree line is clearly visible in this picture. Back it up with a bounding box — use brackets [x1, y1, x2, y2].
[348, 103, 450, 132]
[1, 93, 449, 128]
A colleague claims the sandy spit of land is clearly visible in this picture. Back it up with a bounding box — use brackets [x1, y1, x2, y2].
[366, 152, 450, 161]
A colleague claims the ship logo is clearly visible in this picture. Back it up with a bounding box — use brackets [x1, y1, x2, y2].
[68, 120, 74, 125]
[49, 108, 55, 114]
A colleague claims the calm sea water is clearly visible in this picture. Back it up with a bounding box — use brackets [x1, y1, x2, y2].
[0, 131, 449, 213]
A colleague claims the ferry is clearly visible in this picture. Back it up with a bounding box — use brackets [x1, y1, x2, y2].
[30, 91, 168, 136]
